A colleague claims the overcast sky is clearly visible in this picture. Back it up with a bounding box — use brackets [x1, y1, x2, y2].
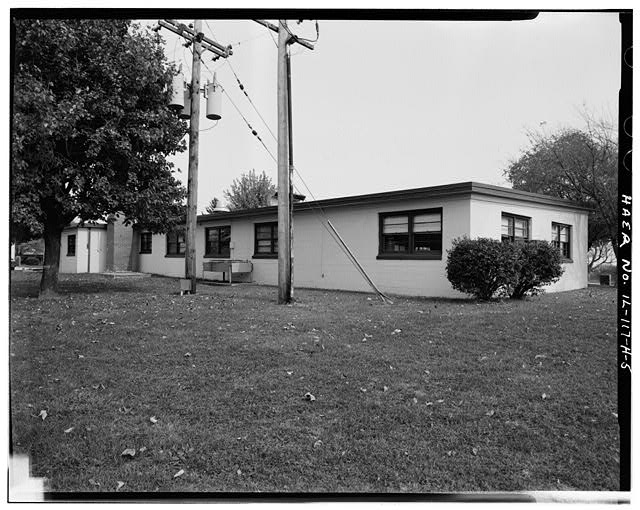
[150, 12, 620, 213]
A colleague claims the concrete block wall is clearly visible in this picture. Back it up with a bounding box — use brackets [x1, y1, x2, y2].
[106, 216, 135, 272]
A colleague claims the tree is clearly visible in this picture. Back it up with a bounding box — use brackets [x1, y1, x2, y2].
[588, 240, 616, 273]
[223, 170, 276, 210]
[12, 19, 187, 295]
[503, 115, 617, 257]
[204, 197, 221, 214]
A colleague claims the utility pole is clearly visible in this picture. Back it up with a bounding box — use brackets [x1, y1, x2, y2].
[256, 19, 314, 303]
[185, 18, 202, 294]
[276, 20, 292, 304]
[159, 19, 232, 295]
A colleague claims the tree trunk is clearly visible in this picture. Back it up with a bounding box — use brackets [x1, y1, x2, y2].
[40, 221, 63, 297]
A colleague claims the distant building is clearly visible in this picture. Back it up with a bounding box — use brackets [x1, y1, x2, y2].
[60, 215, 139, 274]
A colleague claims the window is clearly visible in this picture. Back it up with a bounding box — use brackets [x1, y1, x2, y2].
[166, 230, 185, 256]
[67, 234, 76, 256]
[501, 213, 530, 243]
[552, 222, 572, 260]
[378, 208, 442, 259]
[254, 222, 278, 258]
[140, 232, 152, 254]
[205, 226, 231, 258]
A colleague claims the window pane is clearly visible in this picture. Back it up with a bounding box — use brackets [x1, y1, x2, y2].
[414, 233, 441, 253]
[552, 227, 559, 242]
[383, 216, 408, 234]
[514, 218, 528, 238]
[501, 216, 513, 236]
[383, 234, 409, 252]
[559, 227, 569, 242]
[413, 213, 441, 233]
[207, 229, 219, 243]
[256, 226, 272, 240]
[220, 227, 231, 257]
[257, 240, 272, 252]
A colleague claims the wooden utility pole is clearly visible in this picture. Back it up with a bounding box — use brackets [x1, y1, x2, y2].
[184, 18, 202, 294]
[277, 20, 292, 304]
[159, 19, 231, 295]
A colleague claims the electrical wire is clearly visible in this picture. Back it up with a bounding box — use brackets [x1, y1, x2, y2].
[225, 61, 277, 142]
[220, 84, 277, 162]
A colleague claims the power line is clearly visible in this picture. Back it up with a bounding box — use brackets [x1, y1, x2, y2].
[219, 84, 277, 162]
[225, 61, 277, 142]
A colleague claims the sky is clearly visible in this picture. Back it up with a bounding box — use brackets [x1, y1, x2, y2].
[133, 13, 618, 212]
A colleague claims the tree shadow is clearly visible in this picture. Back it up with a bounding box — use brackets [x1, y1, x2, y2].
[9, 273, 147, 299]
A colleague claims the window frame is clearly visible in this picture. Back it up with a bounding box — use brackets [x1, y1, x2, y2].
[204, 225, 231, 258]
[551, 222, 572, 262]
[501, 213, 531, 243]
[253, 222, 278, 259]
[166, 230, 186, 258]
[377, 207, 443, 260]
[67, 234, 76, 256]
[140, 232, 152, 254]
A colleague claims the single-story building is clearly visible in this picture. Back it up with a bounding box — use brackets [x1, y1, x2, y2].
[126, 181, 589, 298]
[60, 215, 139, 274]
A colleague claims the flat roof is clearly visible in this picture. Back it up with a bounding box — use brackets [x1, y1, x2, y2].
[197, 181, 592, 223]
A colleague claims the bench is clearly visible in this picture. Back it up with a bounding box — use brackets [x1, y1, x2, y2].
[203, 259, 253, 284]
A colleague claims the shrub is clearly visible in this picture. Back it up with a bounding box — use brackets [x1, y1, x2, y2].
[508, 240, 564, 299]
[446, 237, 517, 300]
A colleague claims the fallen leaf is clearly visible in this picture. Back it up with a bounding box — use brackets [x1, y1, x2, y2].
[64, 426, 74, 434]
[485, 410, 495, 417]
[174, 469, 184, 478]
[116, 481, 125, 491]
[149, 416, 158, 424]
[383, 386, 389, 392]
[313, 440, 323, 448]
[184, 352, 191, 357]
[286, 371, 293, 376]
[412, 397, 418, 404]
[391, 329, 402, 335]
[88, 478, 100, 487]
[78, 355, 85, 359]
[436, 399, 445, 403]
[139, 446, 147, 453]
[121, 448, 136, 458]
[542, 393, 548, 400]
[612, 412, 618, 418]
[38, 410, 47, 420]
[303, 392, 316, 402]
[360, 387, 367, 393]
[236, 469, 242, 476]
[472, 447, 478, 455]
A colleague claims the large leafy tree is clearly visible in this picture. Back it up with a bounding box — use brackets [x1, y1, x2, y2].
[12, 18, 187, 295]
[503, 117, 617, 258]
[223, 170, 276, 210]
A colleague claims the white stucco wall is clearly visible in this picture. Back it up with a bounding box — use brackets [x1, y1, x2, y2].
[135, 192, 587, 297]
[189, 196, 471, 298]
[469, 195, 589, 292]
[59, 227, 107, 273]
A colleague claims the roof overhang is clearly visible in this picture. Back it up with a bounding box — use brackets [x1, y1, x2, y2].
[197, 181, 592, 223]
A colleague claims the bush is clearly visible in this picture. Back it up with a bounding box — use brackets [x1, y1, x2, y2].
[508, 240, 564, 299]
[446, 237, 565, 300]
[446, 237, 517, 300]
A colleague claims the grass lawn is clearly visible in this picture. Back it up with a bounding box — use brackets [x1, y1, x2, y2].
[9, 272, 619, 493]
